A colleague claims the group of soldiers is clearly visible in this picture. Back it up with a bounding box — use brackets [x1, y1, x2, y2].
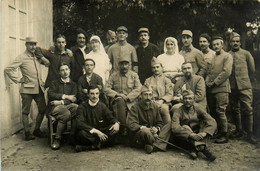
[4, 25, 257, 162]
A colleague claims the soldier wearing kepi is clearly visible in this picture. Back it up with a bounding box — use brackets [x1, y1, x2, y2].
[152, 90, 217, 161]
[107, 26, 138, 73]
[127, 85, 163, 154]
[180, 30, 207, 78]
[144, 57, 173, 124]
[205, 36, 233, 143]
[228, 33, 257, 144]
[104, 56, 142, 137]
[135, 27, 160, 84]
[5, 37, 49, 140]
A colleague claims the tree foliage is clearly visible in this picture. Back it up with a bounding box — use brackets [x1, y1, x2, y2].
[53, 0, 260, 48]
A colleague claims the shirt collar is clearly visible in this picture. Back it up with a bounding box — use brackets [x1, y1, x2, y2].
[60, 77, 70, 83]
[25, 50, 35, 57]
[182, 44, 193, 52]
[88, 99, 99, 107]
[120, 70, 130, 77]
[201, 48, 210, 54]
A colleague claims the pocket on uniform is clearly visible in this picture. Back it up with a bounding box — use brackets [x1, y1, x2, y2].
[23, 83, 35, 88]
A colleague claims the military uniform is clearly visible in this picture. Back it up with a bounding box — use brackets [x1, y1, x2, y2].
[104, 70, 142, 126]
[144, 74, 173, 124]
[180, 45, 207, 77]
[205, 49, 233, 134]
[228, 48, 255, 134]
[127, 100, 163, 147]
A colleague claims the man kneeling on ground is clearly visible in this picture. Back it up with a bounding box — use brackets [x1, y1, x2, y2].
[153, 90, 217, 161]
[75, 85, 120, 152]
[127, 85, 163, 153]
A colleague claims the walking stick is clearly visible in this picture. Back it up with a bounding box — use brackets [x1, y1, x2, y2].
[156, 137, 195, 158]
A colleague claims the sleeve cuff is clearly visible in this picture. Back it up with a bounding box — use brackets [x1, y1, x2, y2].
[62, 94, 66, 100]
[61, 100, 64, 105]
[89, 128, 96, 134]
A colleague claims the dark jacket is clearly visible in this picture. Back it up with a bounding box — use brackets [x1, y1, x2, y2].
[135, 43, 160, 84]
[77, 73, 103, 103]
[70, 45, 91, 82]
[37, 47, 73, 88]
[127, 101, 163, 132]
[228, 48, 255, 90]
[76, 101, 117, 132]
[48, 78, 77, 105]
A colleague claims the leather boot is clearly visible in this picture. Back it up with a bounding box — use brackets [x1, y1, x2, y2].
[215, 132, 228, 144]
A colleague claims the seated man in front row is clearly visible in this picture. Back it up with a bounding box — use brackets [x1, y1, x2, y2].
[127, 85, 163, 153]
[48, 62, 78, 150]
[172, 62, 206, 110]
[75, 85, 120, 152]
[104, 56, 142, 136]
[144, 57, 173, 124]
[153, 90, 217, 162]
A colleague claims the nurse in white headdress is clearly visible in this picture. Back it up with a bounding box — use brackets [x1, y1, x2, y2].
[85, 35, 111, 84]
[157, 37, 184, 80]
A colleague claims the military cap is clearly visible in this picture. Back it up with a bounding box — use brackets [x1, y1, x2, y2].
[138, 28, 149, 34]
[182, 30, 193, 37]
[117, 26, 128, 33]
[119, 56, 130, 63]
[25, 37, 37, 43]
[230, 32, 240, 39]
[151, 57, 161, 66]
[212, 35, 223, 41]
[182, 89, 194, 97]
[141, 85, 153, 93]
[107, 30, 116, 37]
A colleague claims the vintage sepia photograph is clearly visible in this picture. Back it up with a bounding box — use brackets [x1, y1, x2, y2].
[1, 0, 260, 170]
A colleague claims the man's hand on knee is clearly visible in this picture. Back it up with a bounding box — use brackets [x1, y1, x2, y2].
[93, 129, 108, 142]
[109, 122, 120, 135]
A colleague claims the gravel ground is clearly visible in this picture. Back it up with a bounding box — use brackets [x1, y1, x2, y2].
[1, 131, 260, 171]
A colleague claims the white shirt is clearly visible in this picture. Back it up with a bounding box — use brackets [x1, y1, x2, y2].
[157, 53, 185, 72]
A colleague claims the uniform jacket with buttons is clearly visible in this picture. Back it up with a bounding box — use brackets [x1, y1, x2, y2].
[205, 50, 233, 94]
[104, 70, 142, 109]
[144, 74, 173, 103]
[174, 75, 206, 106]
[127, 101, 163, 132]
[5, 50, 49, 94]
[228, 48, 255, 90]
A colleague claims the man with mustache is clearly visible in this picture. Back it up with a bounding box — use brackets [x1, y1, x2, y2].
[48, 62, 78, 149]
[127, 85, 163, 153]
[199, 33, 215, 66]
[228, 33, 257, 144]
[105, 30, 117, 53]
[180, 30, 207, 78]
[107, 26, 138, 73]
[135, 28, 160, 84]
[205, 36, 233, 144]
[75, 85, 120, 152]
[152, 90, 217, 162]
[71, 29, 91, 82]
[5, 37, 49, 140]
[104, 56, 142, 139]
[144, 57, 173, 124]
[173, 62, 206, 109]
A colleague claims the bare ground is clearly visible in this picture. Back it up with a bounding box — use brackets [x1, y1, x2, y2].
[1, 131, 260, 171]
